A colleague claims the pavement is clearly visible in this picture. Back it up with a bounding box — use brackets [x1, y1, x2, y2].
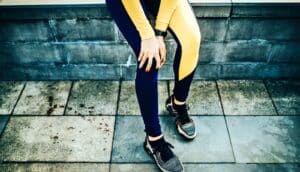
[0, 79, 299, 172]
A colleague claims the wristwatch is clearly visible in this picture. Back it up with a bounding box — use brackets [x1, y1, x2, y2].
[154, 29, 167, 38]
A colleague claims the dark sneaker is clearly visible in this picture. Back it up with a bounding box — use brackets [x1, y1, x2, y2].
[165, 94, 196, 140]
[143, 134, 184, 172]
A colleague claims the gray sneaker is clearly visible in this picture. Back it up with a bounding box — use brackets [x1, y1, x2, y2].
[165, 94, 197, 140]
[143, 134, 184, 172]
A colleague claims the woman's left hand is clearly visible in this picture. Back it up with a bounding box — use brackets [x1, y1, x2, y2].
[156, 36, 167, 68]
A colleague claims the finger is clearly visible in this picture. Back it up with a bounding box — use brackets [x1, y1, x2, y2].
[139, 51, 148, 68]
[159, 47, 164, 63]
[155, 52, 161, 69]
[158, 47, 164, 67]
[138, 51, 143, 62]
[146, 56, 153, 72]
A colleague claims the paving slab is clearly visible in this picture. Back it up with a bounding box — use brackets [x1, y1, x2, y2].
[13, 81, 71, 115]
[265, 80, 300, 116]
[0, 115, 9, 136]
[0, 163, 109, 172]
[227, 116, 300, 163]
[111, 115, 234, 163]
[185, 163, 300, 172]
[217, 80, 276, 115]
[110, 163, 159, 172]
[118, 81, 169, 115]
[0, 81, 24, 115]
[170, 80, 223, 115]
[65, 81, 119, 115]
[0, 116, 115, 162]
[111, 163, 300, 172]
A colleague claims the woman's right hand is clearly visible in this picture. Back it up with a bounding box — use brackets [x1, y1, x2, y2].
[138, 36, 162, 72]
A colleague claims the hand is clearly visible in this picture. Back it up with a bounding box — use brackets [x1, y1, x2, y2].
[156, 35, 167, 68]
[138, 36, 161, 72]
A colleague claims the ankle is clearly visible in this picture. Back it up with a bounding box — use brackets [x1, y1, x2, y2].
[172, 95, 185, 105]
[172, 95, 186, 108]
[148, 134, 163, 141]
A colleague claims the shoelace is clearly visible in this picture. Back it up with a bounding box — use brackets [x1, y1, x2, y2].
[171, 95, 191, 124]
[153, 140, 175, 162]
[175, 104, 191, 124]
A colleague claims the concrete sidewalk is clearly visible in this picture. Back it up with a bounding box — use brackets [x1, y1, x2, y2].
[0, 79, 299, 172]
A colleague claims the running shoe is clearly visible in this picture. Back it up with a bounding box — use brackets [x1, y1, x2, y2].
[165, 94, 196, 140]
[143, 134, 184, 172]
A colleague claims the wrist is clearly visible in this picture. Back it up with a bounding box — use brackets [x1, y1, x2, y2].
[154, 29, 167, 38]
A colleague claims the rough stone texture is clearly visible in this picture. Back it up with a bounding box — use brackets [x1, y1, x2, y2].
[227, 116, 300, 163]
[0, 163, 110, 172]
[0, 116, 115, 162]
[0, 3, 300, 80]
[13, 81, 71, 115]
[198, 42, 225, 64]
[110, 163, 159, 172]
[0, 20, 54, 42]
[218, 63, 300, 79]
[169, 80, 223, 115]
[66, 80, 119, 115]
[0, 43, 65, 65]
[0, 64, 121, 81]
[0, 81, 24, 115]
[110, 163, 300, 172]
[0, 115, 9, 135]
[118, 81, 169, 115]
[185, 163, 300, 172]
[225, 18, 300, 41]
[192, 0, 232, 18]
[64, 43, 131, 64]
[231, 2, 300, 18]
[217, 80, 276, 115]
[265, 80, 300, 116]
[55, 19, 115, 41]
[0, 6, 110, 20]
[222, 40, 270, 63]
[112, 116, 234, 162]
[267, 42, 300, 64]
[198, 19, 227, 41]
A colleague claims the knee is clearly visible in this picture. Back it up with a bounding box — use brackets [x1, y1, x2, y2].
[135, 61, 158, 82]
[181, 29, 201, 53]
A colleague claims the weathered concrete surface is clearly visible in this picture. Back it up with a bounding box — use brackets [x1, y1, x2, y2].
[55, 19, 116, 41]
[225, 19, 300, 41]
[227, 116, 300, 163]
[112, 116, 234, 163]
[110, 163, 159, 172]
[217, 80, 276, 115]
[265, 80, 300, 116]
[0, 115, 9, 136]
[66, 81, 119, 115]
[111, 163, 300, 172]
[185, 163, 300, 172]
[118, 81, 169, 115]
[13, 81, 71, 115]
[0, 163, 109, 172]
[0, 116, 115, 162]
[170, 80, 223, 115]
[0, 81, 24, 115]
[0, 3, 300, 80]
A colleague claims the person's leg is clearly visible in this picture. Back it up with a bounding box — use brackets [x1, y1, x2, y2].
[167, 0, 202, 104]
[105, 0, 162, 138]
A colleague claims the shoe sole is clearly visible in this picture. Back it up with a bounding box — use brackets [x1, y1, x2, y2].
[165, 98, 197, 140]
[143, 139, 184, 172]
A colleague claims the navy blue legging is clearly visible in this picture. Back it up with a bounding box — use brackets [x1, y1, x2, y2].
[105, 0, 201, 137]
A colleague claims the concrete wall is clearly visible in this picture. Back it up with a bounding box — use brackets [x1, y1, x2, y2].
[0, 1, 299, 80]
